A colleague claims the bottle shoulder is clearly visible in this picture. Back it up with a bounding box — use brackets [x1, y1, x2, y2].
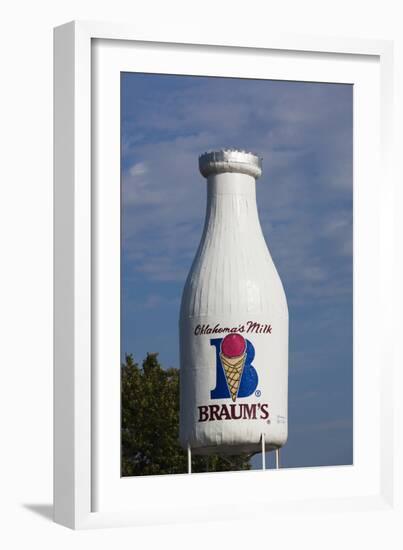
[180, 188, 288, 319]
[180, 233, 288, 320]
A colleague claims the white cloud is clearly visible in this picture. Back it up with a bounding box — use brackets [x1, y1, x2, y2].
[129, 161, 148, 177]
[142, 293, 180, 309]
[322, 211, 353, 258]
[302, 266, 327, 283]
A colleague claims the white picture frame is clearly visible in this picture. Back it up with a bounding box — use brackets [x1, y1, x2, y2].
[54, 20, 397, 530]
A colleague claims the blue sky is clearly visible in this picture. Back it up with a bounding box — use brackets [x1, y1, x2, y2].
[121, 73, 353, 469]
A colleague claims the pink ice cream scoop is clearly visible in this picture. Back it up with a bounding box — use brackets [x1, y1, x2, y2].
[221, 333, 246, 358]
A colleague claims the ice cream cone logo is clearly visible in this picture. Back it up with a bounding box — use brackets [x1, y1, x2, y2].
[220, 334, 247, 402]
[210, 335, 258, 400]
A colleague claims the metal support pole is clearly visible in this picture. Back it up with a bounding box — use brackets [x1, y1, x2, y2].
[261, 433, 266, 470]
[275, 448, 280, 470]
[187, 444, 192, 474]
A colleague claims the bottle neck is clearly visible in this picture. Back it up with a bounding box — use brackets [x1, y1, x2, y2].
[204, 172, 261, 233]
[207, 172, 257, 200]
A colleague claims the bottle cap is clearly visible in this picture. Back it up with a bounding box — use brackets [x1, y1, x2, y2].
[199, 149, 262, 179]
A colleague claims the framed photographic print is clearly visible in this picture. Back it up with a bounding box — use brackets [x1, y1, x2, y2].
[54, 21, 396, 530]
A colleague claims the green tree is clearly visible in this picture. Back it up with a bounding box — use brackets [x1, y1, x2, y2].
[121, 353, 252, 476]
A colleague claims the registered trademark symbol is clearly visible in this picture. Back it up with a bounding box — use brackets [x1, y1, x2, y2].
[255, 389, 261, 397]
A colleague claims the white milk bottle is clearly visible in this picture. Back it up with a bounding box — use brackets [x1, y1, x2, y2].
[179, 149, 288, 457]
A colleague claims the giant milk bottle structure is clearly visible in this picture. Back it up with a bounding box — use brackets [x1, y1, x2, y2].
[179, 150, 288, 462]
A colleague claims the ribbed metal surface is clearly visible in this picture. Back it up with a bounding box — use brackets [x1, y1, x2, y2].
[180, 186, 285, 318]
[179, 164, 288, 456]
[199, 149, 262, 179]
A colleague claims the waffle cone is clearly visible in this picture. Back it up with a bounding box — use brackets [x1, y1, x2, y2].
[220, 352, 246, 402]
